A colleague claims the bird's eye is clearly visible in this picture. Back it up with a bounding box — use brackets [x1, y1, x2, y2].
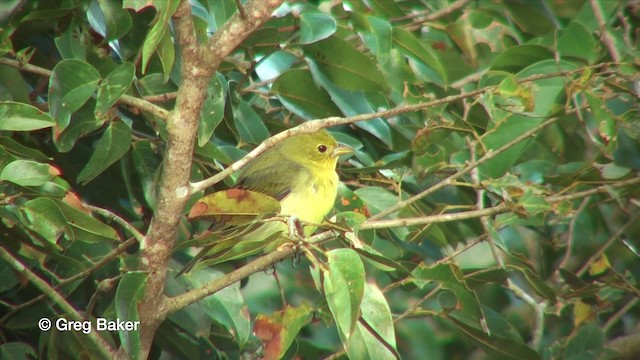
[317, 144, 328, 153]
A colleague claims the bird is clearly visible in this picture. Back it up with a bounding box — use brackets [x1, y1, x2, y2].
[178, 129, 353, 274]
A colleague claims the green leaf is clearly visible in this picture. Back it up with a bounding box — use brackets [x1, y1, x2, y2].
[116, 272, 147, 360]
[157, 29, 175, 81]
[368, 16, 392, 64]
[0, 102, 55, 131]
[516, 60, 579, 117]
[198, 73, 226, 147]
[77, 121, 132, 185]
[324, 248, 365, 340]
[0, 342, 37, 360]
[354, 187, 398, 216]
[478, 114, 543, 179]
[182, 268, 250, 349]
[564, 324, 618, 360]
[272, 69, 342, 119]
[54, 16, 87, 60]
[141, 1, 180, 73]
[437, 291, 459, 313]
[392, 28, 446, 85]
[299, 12, 336, 44]
[306, 60, 392, 146]
[95, 62, 135, 118]
[447, 315, 541, 360]
[504, 0, 555, 36]
[1, 160, 55, 186]
[48, 59, 101, 129]
[557, 21, 597, 63]
[518, 190, 552, 217]
[491, 45, 553, 73]
[20, 197, 69, 245]
[131, 140, 160, 210]
[57, 200, 119, 243]
[412, 262, 482, 322]
[346, 320, 397, 360]
[368, 0, 406, 19]
[305, 36, 388, 92]
[208, 0, 237, 30]
[54, 99, 105, 153]
[595, 162, 631, 180]
[89, 0, 132, 41]
[358, 283, 396, 351]
[506, 265, 557, 304]
[0, 137, 50, 161]
[232, 99, 269, 145]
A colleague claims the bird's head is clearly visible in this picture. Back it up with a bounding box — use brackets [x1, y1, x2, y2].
[278, 130, 353, 170]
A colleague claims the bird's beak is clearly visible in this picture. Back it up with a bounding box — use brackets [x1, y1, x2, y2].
[332, 144, 354, 158]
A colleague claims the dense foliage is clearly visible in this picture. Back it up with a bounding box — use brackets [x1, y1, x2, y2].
[1, 0, 639, 359]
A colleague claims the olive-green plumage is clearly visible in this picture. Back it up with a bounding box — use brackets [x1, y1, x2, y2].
[236, 130, 352, 231]
[180, 130, 352, 273]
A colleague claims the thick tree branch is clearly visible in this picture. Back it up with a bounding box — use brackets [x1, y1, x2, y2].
[135, 1, 207, 358]
[135, 1, 284, 358]
[201, 0, 284, 75]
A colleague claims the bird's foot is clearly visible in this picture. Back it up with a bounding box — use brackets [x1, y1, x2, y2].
[286, 216, 305, 242]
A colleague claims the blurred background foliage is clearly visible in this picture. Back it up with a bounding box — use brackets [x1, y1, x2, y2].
[1, 0, 640, 359]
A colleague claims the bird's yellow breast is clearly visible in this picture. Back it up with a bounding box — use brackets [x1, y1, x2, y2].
[279, 166, 338, 234]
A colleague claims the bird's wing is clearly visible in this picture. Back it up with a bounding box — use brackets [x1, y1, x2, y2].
[236, 155, 310, 201]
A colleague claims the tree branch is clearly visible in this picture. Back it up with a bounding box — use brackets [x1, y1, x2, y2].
[0, 237, 137, 326]
[590, 0, 620, 62]
[0, 247, 116, 359]
[369, 116, 561, 220]
[190, 63, 615, 194]
[84, 204, 145, 243]
[163, 231, 335, 314]
[0, 57, 169, 120]
[135, 0, 285, 358]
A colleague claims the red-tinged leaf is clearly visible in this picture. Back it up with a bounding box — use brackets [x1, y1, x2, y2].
[254, 304, 313, 360]
[187, 189, 281, 225]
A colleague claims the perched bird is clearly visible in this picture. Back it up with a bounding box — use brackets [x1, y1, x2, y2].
[179, 130, 352, 274]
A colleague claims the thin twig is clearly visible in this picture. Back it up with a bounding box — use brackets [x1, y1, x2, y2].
[190, 63, 615, 194]
[0, 237, 137, 325]
[143, 92, 178, 103]
[83, 204, 146, 242]
[590, 0, 620, 62]
[0, 247, 116, 359]
[393, 285, 440, 322]
[558, 197, 592, 270]
[163, 231, 335, 315]
[0, 57, 170, 120]
[362, 204, 509, 230]
[369, 116, 560, 221]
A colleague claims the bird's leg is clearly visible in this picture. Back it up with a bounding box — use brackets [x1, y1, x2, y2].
[286, 216, 307, 267]
[286, 216, 305, 242]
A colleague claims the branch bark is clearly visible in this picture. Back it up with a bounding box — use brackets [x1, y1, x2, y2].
[134, 1, 284, 358]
